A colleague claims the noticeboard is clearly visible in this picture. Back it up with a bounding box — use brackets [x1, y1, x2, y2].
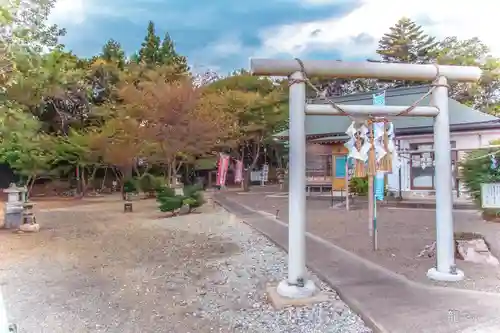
[481, 183, 500, 209]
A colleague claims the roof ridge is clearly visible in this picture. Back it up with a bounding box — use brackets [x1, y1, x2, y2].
[308, 85, 430, 104]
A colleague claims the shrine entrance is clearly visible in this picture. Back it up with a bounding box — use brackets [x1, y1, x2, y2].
[251, 58, 482, 299]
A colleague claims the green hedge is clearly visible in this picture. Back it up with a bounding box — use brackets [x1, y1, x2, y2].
[156, 184, 205, 213]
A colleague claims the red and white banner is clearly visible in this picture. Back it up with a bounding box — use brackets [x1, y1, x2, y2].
[234, 160, 243, 183]
[216, 153, 230, 186]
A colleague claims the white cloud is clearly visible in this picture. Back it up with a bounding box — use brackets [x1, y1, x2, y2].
[256, 0, 500, 59]
[49, 0, 89, 25]
[206, 35, 244, 56]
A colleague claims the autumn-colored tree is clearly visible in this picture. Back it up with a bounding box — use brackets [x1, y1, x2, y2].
[93, 112, 155, 196]
[117, 66, 235, 184]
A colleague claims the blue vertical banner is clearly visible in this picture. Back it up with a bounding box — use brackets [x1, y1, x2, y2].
[372, 91, 385, 201]
[374, 173, 385, 200]
[372, 91, 385, 251]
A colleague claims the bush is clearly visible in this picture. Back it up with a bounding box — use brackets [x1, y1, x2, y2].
[182, 197, 197, 207]
[123, 179, 138, 193]
[460, 150, 500, 210]
[348, 175, 389, 197]
[349, 177, 368, 195]
[138, 173, 155, 193]
[156, 183, 205, 214]
[156, 185, 175, 199]
[159, 196, 183, 212]
[189, 191, 205, 208]
[183, 184, 203, 198]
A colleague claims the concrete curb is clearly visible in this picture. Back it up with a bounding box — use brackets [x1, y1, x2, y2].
[213, 197, 387, 333]
[213, 194, 500, 333]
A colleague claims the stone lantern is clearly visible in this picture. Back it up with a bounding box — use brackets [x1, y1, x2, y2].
[3, 183, 24, 229]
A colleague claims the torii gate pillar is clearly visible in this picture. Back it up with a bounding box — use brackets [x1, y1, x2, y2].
[427, 76, 464, 281]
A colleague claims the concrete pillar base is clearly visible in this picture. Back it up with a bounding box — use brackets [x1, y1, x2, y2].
[427, 267, 465, 282]
[268, 282, 329, 309]
[276, 279, 317, 299]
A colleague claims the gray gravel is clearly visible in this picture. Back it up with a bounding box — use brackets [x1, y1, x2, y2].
[152, 209, 372, 333]
[0, 202, 371, 333]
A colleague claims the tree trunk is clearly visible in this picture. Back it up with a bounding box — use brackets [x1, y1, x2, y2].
[119, 166, 132, 200]
[76, 165, 81, 195]
[273, 144, 283, 169]
[101, 167, 108, 190]
[83, 166, 99, 194]
[167, 163, 173, 187]
[242, 169, 250, 191]
[81, 167, 86, 197]
[27, 175, 36, 198]
[241, 140, 262, 192]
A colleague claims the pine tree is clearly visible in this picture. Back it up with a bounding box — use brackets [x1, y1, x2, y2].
[158, 32, 189, 73]
[137, 21, 161, 65]
[377, 17, 439, 64]
[129, 52, 140, 64]
[100, 39, 125, 69]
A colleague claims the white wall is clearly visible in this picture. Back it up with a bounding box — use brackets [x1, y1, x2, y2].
[387, 129, 500, 193]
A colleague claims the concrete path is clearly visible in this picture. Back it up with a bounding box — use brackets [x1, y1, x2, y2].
[214, 194, 500, 333]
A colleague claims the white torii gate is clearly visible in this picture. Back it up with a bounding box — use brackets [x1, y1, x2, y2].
[250, 59, 482, 299]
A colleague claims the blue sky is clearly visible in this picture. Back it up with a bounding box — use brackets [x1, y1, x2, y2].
[50, 0, 496, 74]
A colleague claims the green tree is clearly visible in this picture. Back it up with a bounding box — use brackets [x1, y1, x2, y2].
[436, 37, 500, 111]
[1, 0, 65, 89]
[100, 38, 126, 69]
[53, 128, 103, 194]
[0, 114, 56, 195]
[158, 32, 188, 73]
[377, 17, 439, 64]
[137, 21, 161, 65]
[6, 48, 90, 132]
[207, 71, 287, 190]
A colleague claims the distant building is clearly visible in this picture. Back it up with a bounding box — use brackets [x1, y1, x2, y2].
[274, 85, 500, 198]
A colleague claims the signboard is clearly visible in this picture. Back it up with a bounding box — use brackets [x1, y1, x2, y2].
[260, 164, 269, 185]
[481, 183, 500, 209]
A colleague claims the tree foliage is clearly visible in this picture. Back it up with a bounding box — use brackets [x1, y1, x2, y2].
[100, 39, 126, 69]
[460, 151, 500, 209]
[377, 17, 439, 64]
[115, 65, 235, 182]
[3, 8, 500, 197]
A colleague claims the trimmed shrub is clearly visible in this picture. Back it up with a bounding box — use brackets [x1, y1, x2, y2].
[183, 184, 203, 198]
[159, 196, 183, 213]
[189, 191, 205, 208]
[156, 185, 175, 199]
[182, 197, 197, 208]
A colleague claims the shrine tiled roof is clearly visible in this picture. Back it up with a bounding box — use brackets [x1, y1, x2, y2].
[275, 85, 500, 139]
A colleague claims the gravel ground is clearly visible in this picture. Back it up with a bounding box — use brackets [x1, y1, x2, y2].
[223, 190, 500, 293]
[0, 199, 371, 333]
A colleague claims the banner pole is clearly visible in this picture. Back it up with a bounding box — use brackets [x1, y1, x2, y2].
[373, 176, 378, 250]
[345, 157, 350, 211]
